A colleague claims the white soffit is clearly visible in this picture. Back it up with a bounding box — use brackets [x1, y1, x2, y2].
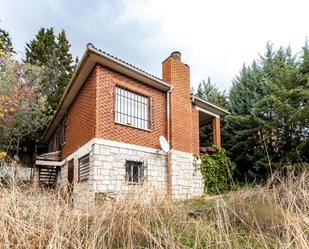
[191, 95, 230, 117]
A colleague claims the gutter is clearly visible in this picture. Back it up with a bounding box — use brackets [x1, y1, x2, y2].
[166, 87, 174, 197]
[166, 87, 174, 144]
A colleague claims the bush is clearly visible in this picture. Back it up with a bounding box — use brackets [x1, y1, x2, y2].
[195, 146, 236, 194]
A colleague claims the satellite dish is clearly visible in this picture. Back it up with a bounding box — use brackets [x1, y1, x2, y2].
[159, 136, 170, 153]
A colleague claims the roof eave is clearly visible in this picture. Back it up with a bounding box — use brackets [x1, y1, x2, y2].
[87, 46, 171, 92]
[191, 95, 230, 117]
[43, 47, 91, 141]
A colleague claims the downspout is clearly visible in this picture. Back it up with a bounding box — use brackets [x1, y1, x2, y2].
[166, 87, 173, 197]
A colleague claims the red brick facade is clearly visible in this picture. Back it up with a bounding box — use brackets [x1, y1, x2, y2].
[95, 65, 167, 149]
[191, 105, 200, 154]
[50, 53, 205, 159]
[212, 117, 221, 146]
[162, 54, 199, 153]
[61, 68, 97, 159]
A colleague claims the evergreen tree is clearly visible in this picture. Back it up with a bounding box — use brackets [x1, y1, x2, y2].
[197, 77, 229, 109]
[227, 42, 309, 180]
[256, 45, 309, 163]
[225, 60, 268, 179]
[297, 42, 309, 160]
[25, 28, 74, 110]
[25, 28, 57, 65]
[0, 26, 15, 56]
[229, 61, 267, 115]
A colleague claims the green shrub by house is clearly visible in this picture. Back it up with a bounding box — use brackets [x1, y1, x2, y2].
[196, 147, 236, 194]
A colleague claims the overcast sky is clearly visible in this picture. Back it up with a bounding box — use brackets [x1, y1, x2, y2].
[1, 0, 308, 91]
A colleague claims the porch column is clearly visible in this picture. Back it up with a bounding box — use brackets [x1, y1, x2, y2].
[212, 116, 221, 146]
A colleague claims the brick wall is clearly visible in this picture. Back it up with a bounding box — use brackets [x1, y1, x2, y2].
[54, 53, 201, 159]
[162, 53, 198, 153]
[212, 116, 221, 146]
[95, 65, 167, 149]
[61, 68, 97, 159]
[191, 105, 200, 154]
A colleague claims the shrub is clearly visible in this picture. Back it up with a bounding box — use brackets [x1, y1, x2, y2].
[195, 146, 236, 194]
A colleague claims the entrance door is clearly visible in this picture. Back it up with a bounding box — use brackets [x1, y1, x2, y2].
[67, 159, 74, 197]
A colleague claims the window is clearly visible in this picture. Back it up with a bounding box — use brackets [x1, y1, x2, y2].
[114, 86, 150, 130]
[78, 154, 90, 181]
[125, 160, 144, 183]
[60, 119, 66, 145]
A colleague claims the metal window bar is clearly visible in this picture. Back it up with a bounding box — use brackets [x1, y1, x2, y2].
[115, 86, 150, 129]
[125, 160, 145, 183]
[78, 154, 90, 181]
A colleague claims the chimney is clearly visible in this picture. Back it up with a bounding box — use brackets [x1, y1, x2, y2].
[162, 51, 193, 153]
[170, 51, 181, 61]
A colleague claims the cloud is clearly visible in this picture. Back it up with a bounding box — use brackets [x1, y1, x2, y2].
[1, 0, 308, 90]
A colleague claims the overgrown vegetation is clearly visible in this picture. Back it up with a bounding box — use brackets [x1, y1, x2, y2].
[196, 42, 309, 181]
[195, 146, 235, 194]
[0, 25, 76, 157]
[1, 171, 309, 248]
[0, 45, 50, 154]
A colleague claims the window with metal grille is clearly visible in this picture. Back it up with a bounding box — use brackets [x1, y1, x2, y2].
[125, 160, 144, 183]
[114, 86, 150, 130]
[78, 154, 90, 181]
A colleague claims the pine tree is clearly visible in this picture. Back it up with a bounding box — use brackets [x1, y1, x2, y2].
[25, 28, 57, 65]
[297, 42, 309, 160]
[227, 42, 309, 180]
[197, 77, 229, 109]
[25, 28, 75, 110]
[0, 26, 15, 55]
[229, 61, 267, 115]
[256, 45, 309, 163]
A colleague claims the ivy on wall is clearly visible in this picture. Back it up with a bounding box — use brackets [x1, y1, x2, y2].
[195, 146, 236, 194]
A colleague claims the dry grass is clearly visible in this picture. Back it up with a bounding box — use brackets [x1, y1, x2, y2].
[1, 171, 309, 249]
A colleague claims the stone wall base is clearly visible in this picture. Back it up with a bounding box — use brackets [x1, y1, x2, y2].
[56, 138, 204, 202]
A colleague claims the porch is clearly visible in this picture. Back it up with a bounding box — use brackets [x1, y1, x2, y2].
[191, 95, 230, 153]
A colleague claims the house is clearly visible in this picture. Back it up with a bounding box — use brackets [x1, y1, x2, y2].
[34, 44, 229, 201]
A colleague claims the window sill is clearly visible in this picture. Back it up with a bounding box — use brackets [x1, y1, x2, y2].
[126, 181, 143, 185]
[115, 122, 152, 132]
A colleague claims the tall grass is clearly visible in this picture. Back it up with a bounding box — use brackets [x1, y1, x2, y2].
[1, 171, 309, 248]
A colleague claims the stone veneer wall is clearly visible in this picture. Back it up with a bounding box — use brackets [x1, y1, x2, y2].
[55, 139, 204, 201]
[92, 143, 167, 198]
[56, 141, 95, 204]
[170, 150, 204, 199]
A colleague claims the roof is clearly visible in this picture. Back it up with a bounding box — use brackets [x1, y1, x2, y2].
[43, 44, 171, 141]
[191, 95, 230, 117]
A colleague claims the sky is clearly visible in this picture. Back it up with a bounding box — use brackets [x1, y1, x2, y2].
[1, 0, 308, 91]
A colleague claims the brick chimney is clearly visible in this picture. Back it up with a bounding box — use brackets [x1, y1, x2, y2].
[162, 52, 194, 153]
